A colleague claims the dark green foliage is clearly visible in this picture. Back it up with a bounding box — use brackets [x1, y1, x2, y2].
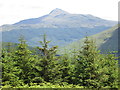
[13, 37, 33, 84]
[59, 54, 71, 83]
[37, 34, 62, 83]
[73, 37, 101, 87]
[1, 35, 119, 88]
[74, 37, 118, 88]
[2, 48, 22, 86]
[99, 53, 118, 88]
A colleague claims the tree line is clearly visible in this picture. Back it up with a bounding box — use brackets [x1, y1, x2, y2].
[1, 35, 119, 88]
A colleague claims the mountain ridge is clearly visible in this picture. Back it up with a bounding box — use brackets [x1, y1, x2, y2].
[0, 8, 117, 31]
[1, 8, 118, 47]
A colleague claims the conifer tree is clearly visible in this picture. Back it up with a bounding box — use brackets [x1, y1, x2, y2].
[14, 36, 36, 84]
[75, 37, 118, 88]
[59, 54, 71, 83]
[99, 53, 118, 88]
[75, 37, 103, 88]
[2, 47, 21, 86]
[37, 34, 62, 83]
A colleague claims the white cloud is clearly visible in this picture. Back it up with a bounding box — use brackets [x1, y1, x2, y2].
[0, 0, 119, 26]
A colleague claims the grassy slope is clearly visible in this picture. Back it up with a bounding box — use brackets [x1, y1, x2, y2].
[59, 25, 118, 54]
[91, 25, 118, 52]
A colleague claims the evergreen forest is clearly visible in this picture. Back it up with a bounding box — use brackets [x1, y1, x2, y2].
[1, 34, 119, 89]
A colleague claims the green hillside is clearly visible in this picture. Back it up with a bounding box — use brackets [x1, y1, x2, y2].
[91, 25, 118, 52]
[60, 25, 118, 54]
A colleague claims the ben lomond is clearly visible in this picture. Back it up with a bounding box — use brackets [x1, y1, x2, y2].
[1, 8, 117, 46]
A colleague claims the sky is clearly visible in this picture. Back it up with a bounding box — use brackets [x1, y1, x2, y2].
[0, 0, 119, 26]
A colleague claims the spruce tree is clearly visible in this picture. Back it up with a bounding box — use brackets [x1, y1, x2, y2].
[75, 37, 118, 88]
[75, 37, 103, 88]
[99, 53, 118, 88]
[2, 47, 21, 86]
[37, 34, 62, 84]
[59, 54, 71, 83]
[14, 36, 36, 84]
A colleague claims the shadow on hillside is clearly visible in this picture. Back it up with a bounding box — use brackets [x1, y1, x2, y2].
[99, 28, 118, 53]
[99, 27, 120, 64]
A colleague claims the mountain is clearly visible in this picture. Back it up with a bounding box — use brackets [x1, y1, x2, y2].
[61, 25, 118, 53]
[1, 8, 117, 47]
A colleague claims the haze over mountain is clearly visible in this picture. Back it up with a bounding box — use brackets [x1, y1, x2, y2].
[1, 8, 117, 46]
[61, 25, 118, 53]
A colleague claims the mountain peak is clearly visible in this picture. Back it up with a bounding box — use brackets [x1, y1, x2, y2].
[49, 8, 69, 16]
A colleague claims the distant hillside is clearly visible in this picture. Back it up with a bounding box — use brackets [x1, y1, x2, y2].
[1, 42, 34, 52]
[60, 25, 118, 53]
[92, 25, 118, 52]
[1, 8, 117, 46]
